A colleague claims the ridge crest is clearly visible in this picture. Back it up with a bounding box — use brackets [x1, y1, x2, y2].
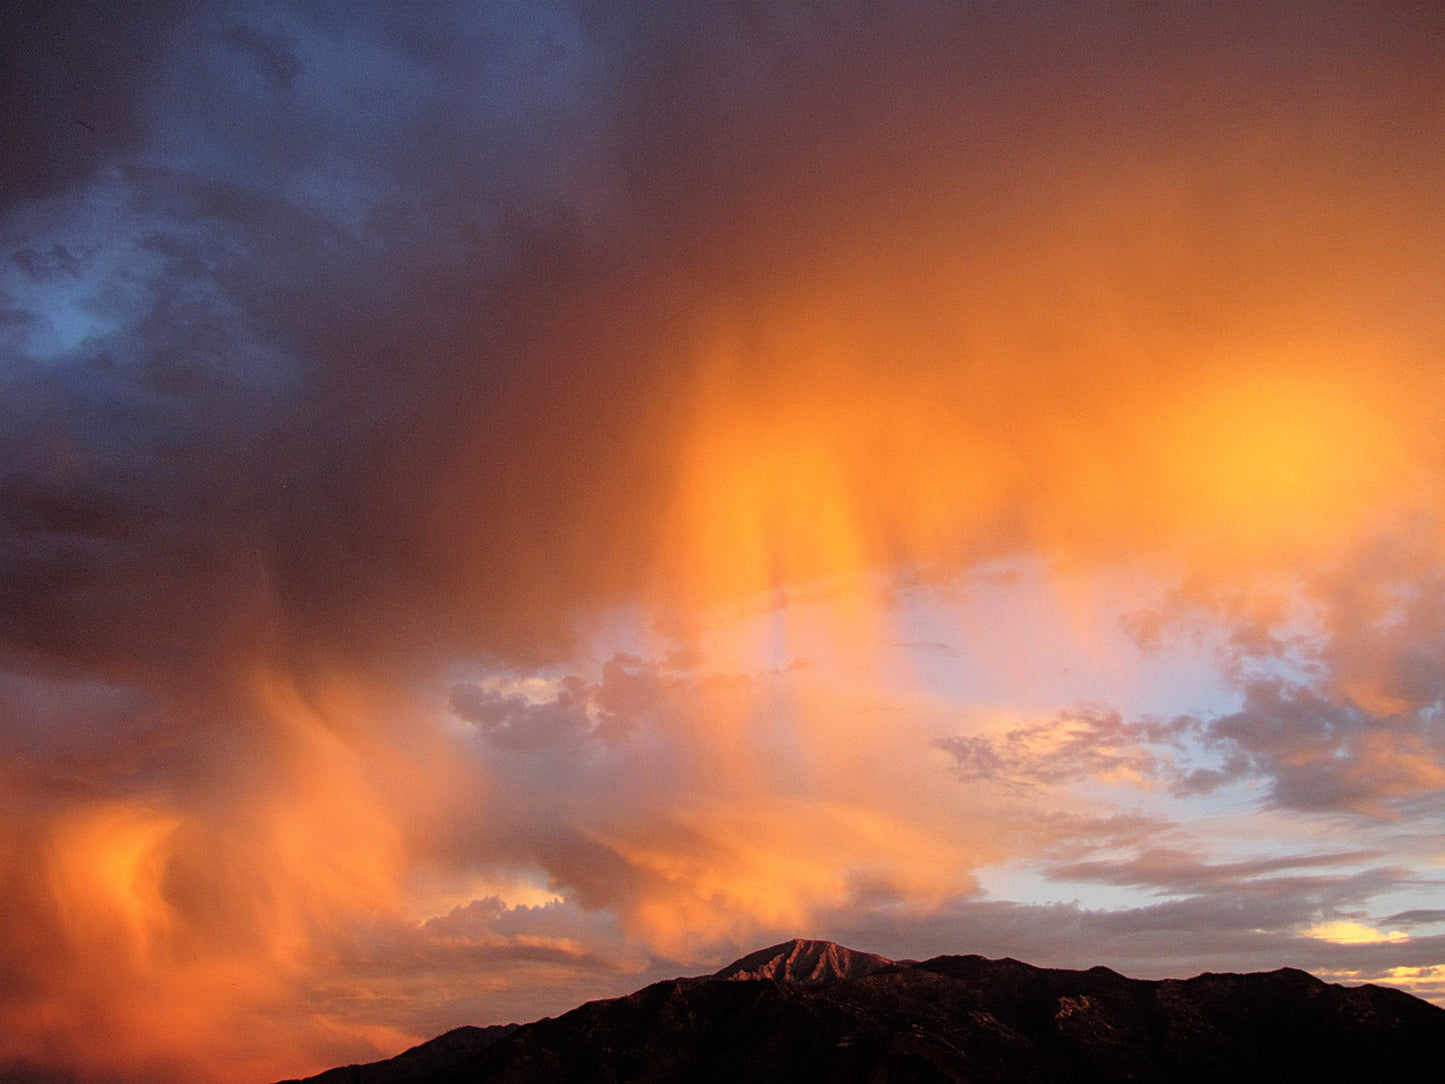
[712, 938, 894, 985]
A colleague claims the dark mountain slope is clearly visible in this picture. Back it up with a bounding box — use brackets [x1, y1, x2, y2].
[279, 938, 1445, 1083]
[277, 1025, 518, 1084]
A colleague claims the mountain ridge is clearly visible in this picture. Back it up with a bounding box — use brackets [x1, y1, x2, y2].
[277, 939, 1445, 1083]
[711, 937, 896, 984]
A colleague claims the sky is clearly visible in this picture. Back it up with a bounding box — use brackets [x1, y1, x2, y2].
[1, 1, 1443, 1081]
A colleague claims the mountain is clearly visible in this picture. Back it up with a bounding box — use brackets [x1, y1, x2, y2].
[276, 1025, 518, 1084]
[278, 938, 1445, 1082]
[711, 938, 894, 984]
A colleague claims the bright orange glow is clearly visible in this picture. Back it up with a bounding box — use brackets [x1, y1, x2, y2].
[659, 308, 1006, 611]
[1154, 361, 1408, 552]
[598, 794, 982, 956]
[0, 665, 470, 1084]
[657, 295, 1422, 655]
[45, 803, 182, 966]
[1304, 921, 1409, 945]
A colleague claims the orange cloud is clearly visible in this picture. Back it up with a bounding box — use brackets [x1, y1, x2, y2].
[0, 663, 479, 1083]
[1305, 921, 1409, 946]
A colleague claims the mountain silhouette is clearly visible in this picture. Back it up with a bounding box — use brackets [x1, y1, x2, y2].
[277, 938, 1445, 1082]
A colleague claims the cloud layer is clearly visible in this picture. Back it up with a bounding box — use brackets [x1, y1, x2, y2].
[2, 2, 1443, 1081]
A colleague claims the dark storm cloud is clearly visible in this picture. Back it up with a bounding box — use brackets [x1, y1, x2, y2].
[220, 21, 303, 93]
[0, 0, 633, 676]
[4, 0, 1443, 680]
[0, 0, 191, 205]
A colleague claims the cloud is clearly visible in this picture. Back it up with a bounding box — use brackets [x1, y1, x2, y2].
[820, 897, 1445, 1000]
[220, 22, 304, 94]
[4, 0, 1442, 678]
[1304, 920, 1409, 945]
[447, 653, 667, 750]
[1206, 678, 1445, 816]
[936, 708, 1200, 790]
[1, 1, 1444, 1081]
[1384, 910, 1445, 928]
[1043, 849, 1401, 901]
[941, 533, 1445, 819]
[938, 678, 1445, 818]
[450, 676, 597, 751]
[0, 0, 190, 205]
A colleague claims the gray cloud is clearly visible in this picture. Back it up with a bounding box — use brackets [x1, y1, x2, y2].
[450, 676, 595, 751]
[1103, 524, 1445, 817]
[1204, 679, 1445, 816]
[1043, 849, 1398, 899]
[822, 897, 1445, 992]
[1385, 909, 1445, 928]
[220, 22, 304, 94]
[448, 652, 672, 751]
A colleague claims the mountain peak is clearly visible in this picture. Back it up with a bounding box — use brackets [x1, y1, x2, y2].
[713, 938, 893, 985]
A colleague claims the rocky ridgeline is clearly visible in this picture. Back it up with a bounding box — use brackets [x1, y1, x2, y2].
[710, 938, 894, 984]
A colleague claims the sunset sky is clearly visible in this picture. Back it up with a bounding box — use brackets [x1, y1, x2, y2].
[2, 2, 1443, 1081]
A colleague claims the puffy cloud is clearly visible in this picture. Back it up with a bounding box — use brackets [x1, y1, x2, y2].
[450, 676, 598, 751]
[937, 708, 1200, 789]
[448, 653, 666, 749]
[1206, 678, 1445, 816]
